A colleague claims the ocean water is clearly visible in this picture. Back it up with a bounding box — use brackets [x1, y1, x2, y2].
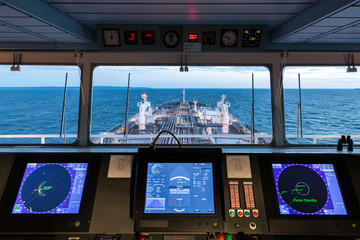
[0, 87, 359, 145]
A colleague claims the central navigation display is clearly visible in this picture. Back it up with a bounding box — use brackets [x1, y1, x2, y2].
[272, 163, 347, 215]
[144, 162, 215, 214]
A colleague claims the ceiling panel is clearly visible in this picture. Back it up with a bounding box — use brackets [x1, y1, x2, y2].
[336, 25, 360, 33]
[0, 32, 38, 38]
[296, 26, 338, 33]
[0, 25, 21, 32]
[21, 26, 67, 33]
[49, 3, 311, 14]
[0, 5, 28, 17]
[55, 38, 87, 43]
[0, 37, 50, 42]
[45, 0, 318, 3]
[310, 38, 360, 43]
[0, 17, 48, 26]
[70, 13, 294, 22]
[284, 33, 319, 39]
[39, 32, 80, 39]
[83, 21, 282, 30]
[323, 33, 360, 38]
[312, 18, 360, 27]
[331, 6, 360, 18]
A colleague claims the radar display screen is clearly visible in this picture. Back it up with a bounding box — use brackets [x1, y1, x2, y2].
[272, 163, 347, 215]
[12, 163, 88, 214]
[144, 163, 215, 214]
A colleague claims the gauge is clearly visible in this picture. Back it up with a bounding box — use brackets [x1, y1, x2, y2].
[243, 29, 261, 48]
[124, 31, 138, 44]
[102, 29, 120, 46]
[142, 31, 155, 45]
[163, 31, 179, 48]
[203, 31, 216, 45]
[151, 164, 164, 175]
[221, 30, 238, 47]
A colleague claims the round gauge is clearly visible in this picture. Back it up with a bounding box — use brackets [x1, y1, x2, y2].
[203, 31, 216, 45]
[243, 29, 261, 48]
[151, 164, 164, 175]
[163, 31, 179, 48]
[221, 30, 238, 47]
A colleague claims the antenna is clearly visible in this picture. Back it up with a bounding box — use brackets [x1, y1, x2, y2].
[297, 73, 303, 144]
[251, 73, 255, 144]
[60, 73, 68, 144]
[124, 73, 131, 144]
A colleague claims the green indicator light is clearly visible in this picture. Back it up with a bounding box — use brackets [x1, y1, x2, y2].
[226, 234, 232, 239]
[230, 211, 235, 216]
[245, 211, 250, 216]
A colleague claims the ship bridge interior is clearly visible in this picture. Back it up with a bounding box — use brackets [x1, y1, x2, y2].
[1, 1, 360, 240]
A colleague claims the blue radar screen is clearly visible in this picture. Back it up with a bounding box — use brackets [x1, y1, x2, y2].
[12, 163, 88, 214]
[145, 163, 215, 214]
[272, 163, 347, 215]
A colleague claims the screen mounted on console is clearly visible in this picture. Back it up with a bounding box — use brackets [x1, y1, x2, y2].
[145, 162, 215, 214]
[12, 163, 88, 214]
[272, 163, 347, 215]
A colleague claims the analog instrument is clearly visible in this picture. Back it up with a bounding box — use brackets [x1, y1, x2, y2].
[102, 29, 120, 46]
[163, 31, 179, 48]
[151, 164, 164, 175]
[221, 30, 238, 47]
[243, 29, 261, 48]
[203, 31, 216, 45]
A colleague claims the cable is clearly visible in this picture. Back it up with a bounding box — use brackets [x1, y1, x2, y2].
[149, 130, 181, 150]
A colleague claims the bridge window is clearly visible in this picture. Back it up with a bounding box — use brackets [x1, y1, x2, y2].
[91, 66, 271, 145]
[284, 66, 360, 145]
[0, 65, 80, 144]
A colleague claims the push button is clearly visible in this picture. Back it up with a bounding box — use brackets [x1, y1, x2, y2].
[244, 209, 251, 217]
[225, 234, 232, 239]
[252, 209, 259, 217]
[237, 209, 244, 217]
[229, 209, 235, 217]
[217, 234, 225, 239]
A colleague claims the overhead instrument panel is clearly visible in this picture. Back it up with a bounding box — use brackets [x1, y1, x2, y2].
[97, 25, 267, 52]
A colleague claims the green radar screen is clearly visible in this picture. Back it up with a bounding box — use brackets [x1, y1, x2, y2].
[272, 164, 347, 215]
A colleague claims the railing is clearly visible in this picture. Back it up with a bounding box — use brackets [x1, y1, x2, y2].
[0, 134, 359, 145]
[0, 134, 77, 144]
[286, 135, 360, 144]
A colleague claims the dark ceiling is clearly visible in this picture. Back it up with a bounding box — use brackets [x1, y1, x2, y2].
[0, 0, 360, 50]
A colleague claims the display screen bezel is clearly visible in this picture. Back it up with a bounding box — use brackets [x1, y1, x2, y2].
[0, 154, 100, 232]
[133, 148, 223, 220]
[260, 154, 360, 220]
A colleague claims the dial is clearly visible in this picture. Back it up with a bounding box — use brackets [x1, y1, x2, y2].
[221, 30, 238, 47]
[163, 31, 179, 48]
[243, 29, 261, 48]
[102, 29, 120, 46]
[203, 31, 216, 45]
[151, 164, 164, 175]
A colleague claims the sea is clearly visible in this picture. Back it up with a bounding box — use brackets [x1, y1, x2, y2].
[0, 87, 359, 145]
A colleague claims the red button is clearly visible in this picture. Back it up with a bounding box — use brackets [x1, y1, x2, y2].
[217, 234, 225, 239]
[139, 236, 147, 240]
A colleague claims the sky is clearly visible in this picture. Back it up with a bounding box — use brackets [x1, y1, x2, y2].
[0, 65, 359, 88]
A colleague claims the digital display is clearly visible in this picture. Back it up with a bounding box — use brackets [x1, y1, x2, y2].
[188, 33, 198, 42]
[12, 163, 88, 214]
[124, 31, 138, 44]
[272, 163, 347, 215]
[144, 163, 215, 214]
[141, 31, 155, 45]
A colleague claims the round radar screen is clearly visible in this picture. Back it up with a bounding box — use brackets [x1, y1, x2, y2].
[21, 164, 71, 212]
[277, 165, 328, 214]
